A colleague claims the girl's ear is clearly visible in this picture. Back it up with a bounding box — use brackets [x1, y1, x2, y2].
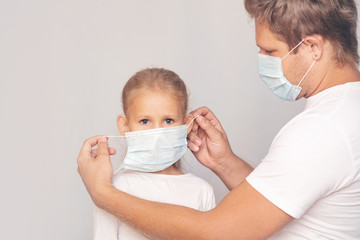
[184, 114, 194, 134]
[116, 114, 128, 136]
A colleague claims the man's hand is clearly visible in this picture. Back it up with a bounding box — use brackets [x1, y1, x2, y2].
[77, 136, 115, 207]
[187, 107, 236, 170]
[187, 107, 253, 189]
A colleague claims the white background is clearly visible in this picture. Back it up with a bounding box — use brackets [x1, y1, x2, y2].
[1, 1, 359, 239]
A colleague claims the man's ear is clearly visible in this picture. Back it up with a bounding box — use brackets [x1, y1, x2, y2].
[184, 114, 194, 134]
[304, 34, 324, 61]
[116, 114, 128, 136]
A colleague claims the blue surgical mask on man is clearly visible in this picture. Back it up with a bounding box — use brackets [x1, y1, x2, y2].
[258, 39, 316, 101]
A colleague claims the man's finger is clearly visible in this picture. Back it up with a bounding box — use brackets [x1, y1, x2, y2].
[191, 107, 224, 132]
[187, 131, 202, 152]
[78, 135, 103, 158]
[109, 148, 116, 155]
[187, 131, 202, 147]
[187, 140, 200, 152]
[191, 119, 199, 133]
[195, 115, 224, 143]
[92, 146, 116, 158]
[191, 107, 217, 122]
[91, 149, 98, 158]
[190, 106, 211, 116]
[97, 137, 110, 159]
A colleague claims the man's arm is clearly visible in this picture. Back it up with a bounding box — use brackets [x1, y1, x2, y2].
[98, 176, 293, 240]
[77, 136, 293, 240]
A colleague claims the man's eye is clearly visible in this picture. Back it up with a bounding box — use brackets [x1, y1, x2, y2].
[140, 119, 149, 124]
[165, 119, 174, 124]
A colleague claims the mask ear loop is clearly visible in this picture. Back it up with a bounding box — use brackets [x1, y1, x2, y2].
[186, 115, 200, 128]
[107, 135, 126, 138]
[281, 39, 305, 61]
[297, 59, 316, 87]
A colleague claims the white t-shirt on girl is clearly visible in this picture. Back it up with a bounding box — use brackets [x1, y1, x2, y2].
[93, 170, 216, 240]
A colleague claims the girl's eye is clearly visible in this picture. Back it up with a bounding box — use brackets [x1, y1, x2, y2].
[140, 119, 149, 125]
[165, 119, 174, 124]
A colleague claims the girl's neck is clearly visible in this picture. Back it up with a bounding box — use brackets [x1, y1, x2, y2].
[153, 165, 183, 175]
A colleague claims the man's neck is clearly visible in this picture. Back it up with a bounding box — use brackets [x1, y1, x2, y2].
[310, 62, 360, 97]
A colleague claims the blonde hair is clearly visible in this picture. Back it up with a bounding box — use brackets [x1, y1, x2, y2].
[244, 0, 359, 66]
[122, 68, 188, 115]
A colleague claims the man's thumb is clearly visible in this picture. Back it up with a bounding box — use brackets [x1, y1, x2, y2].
[196, 116, 222, 141]
[97, 137, 110, 158]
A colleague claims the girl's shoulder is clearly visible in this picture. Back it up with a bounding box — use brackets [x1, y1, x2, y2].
[113, 170, 213, 191]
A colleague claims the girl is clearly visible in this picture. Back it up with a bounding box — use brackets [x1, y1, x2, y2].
[93, 68, 216, 240]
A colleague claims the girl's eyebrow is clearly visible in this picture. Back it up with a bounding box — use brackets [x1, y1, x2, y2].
[163, 114, 182, 119]
[133, 115, 151, 119]
[132, 112, 182, 119]
[163, 112, 180, 116]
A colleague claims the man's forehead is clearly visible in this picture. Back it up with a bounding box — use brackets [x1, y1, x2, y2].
[255, 20, 287, 49]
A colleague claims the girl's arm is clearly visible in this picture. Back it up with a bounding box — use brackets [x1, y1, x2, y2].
[93, 206, 119, 240]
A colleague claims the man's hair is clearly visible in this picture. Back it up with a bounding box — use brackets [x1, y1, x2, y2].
[244, 0, 359, 66]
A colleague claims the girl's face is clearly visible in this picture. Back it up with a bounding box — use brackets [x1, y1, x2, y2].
[117, 88, 192, 134]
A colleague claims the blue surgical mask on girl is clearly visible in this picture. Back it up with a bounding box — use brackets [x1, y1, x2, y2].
[109, 116, 198, 173]
[121, 125, 188, 172]
[258, 39, 316, 101]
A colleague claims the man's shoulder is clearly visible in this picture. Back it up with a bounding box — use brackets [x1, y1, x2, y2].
[278, 82, 360, 144]
[302, 82, 360, 120]
[276, 111, 332, 141]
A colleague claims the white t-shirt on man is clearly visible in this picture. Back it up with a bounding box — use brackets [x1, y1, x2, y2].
[247, 82, 360, 239]
[93, 170, 216, 240]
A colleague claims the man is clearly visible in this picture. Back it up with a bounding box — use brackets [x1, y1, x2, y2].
[77, 0, 360, 239]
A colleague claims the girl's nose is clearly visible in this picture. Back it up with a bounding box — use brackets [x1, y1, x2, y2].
[153, 122, 162, 129]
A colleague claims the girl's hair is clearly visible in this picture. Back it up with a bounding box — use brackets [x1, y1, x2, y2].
[122, 68, 188, 115]
[122, 68, 188, 171]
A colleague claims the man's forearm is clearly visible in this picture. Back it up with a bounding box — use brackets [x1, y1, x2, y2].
[94, 178, 287, 240]
[212, 154, 253, 190]
[94, 156, 254, 239]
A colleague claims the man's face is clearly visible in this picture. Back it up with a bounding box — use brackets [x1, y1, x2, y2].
[255, 20, 310, 94]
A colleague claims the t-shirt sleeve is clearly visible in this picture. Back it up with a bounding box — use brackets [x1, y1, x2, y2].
[246, 115, 353, 218]
[93, 206, 120, 240]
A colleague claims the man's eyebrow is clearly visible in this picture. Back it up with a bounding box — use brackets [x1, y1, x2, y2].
[256, 42, 267, 49]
